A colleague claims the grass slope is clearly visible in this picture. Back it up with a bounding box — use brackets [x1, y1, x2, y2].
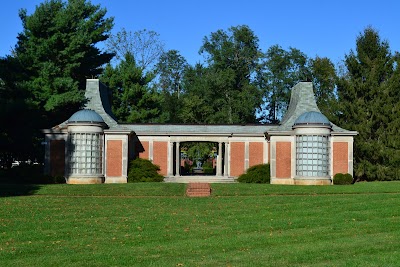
[0, 182, 399, 266]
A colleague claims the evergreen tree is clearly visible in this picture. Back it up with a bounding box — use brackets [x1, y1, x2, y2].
[11, 0, 114, 126]
[0, 0, 113, 163]
[101, 53, 163, 123]
[337, 27, 400, 181]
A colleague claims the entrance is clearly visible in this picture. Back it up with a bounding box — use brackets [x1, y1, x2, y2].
[173, 141, 226, 177]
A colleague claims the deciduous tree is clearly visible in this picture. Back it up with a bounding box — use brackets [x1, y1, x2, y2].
[106, 28, 164, 72]
[182, 25, 262, 124]
[260, 45, 311, 123]
[156, 50, 188, 122]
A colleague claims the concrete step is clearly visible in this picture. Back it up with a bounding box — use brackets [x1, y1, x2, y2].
[164, 176, 236, 183]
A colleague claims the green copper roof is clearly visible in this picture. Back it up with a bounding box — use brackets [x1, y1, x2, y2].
[293, 111, 331, 126]
[68, 109, 104, 124]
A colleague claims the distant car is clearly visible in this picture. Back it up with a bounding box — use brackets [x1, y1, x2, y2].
[11, 161, 20, 168]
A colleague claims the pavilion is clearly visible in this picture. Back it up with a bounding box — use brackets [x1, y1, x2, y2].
[43, 79, 357, 185]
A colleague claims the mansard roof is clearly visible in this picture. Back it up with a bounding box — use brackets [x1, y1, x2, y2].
[84, 79, 119, 128]
[267, 82, 356, 135]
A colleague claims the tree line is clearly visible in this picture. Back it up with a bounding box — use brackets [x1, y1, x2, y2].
[0, 0, 399, 181]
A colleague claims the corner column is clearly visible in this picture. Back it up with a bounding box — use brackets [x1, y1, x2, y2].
[175, 142, 180, 176]
[224, 142, 229, 177]
[167, 141, 173, 176]
[217, 142, 223, 176]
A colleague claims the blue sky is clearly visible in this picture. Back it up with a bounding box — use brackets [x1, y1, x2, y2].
[1, 0, 399, 65]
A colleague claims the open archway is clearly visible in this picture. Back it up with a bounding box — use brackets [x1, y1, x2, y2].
[179, 142, 218, 176]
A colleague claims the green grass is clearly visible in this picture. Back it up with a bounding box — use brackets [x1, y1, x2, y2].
[0, 182, 399, 266]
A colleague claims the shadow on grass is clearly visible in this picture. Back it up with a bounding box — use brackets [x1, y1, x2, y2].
[0, 183, 42, 197]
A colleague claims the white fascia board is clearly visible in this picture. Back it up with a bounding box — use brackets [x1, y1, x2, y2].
[104, 129, 135, 135]
[330, 131, 358, 136]
[265, 131, 293, 136]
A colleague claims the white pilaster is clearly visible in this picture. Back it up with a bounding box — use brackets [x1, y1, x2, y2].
[217, 142, 223, 176]
[175, 142, 180, 176]
[224, 142, 229, 177]
[167, 141, 173, 176]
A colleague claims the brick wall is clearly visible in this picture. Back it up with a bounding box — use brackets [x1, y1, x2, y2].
[106, 140, 122, 177]
[139, 141, 149, 159]
[333, 142, 348, 175]
[230, 142, 245, 176]
[249, 142, 264, 167]
[276, 142, 291, 178]
[153, 141, 168, 176]
[50, 140, 65, 177]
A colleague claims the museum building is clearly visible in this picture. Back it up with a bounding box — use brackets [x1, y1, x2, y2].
[43, 79, 357, 185]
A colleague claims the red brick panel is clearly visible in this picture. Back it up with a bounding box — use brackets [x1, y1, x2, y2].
[276, 142, 291, 178]
[107, 140, 122, 177]
[50, 140, 65, 177]
[153, 141, 168, 176]
[333, 142, 348, 175]
[249, 142, 264, 167]
[139, 141, 149, 159]
[230, 142, 245, 177]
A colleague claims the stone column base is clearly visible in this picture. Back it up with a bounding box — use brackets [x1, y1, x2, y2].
[105, 176, 128, 183]
[270, 177, 295, 185]
[294, 177, 332, 185]
[67, 175, 104, 184]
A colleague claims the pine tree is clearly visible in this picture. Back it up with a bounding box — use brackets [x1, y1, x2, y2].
[101, 53, 163, 123]
[12, 0, 114, 126]
[0, 0, 114, 163]
[337, 27, 400, 180]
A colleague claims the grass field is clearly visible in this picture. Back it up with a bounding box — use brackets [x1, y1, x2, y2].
[0, 182, 399, 266]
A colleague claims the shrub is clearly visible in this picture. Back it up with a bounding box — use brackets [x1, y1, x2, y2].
[202, 161, 213, 169]
[128, 158, 164, 182]
[203, 167, 215, 175]
[333, 173, 353, 185]
[237, 164, 270, 183]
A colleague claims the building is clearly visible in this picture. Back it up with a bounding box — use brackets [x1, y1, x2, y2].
[43, 79, 357, 184]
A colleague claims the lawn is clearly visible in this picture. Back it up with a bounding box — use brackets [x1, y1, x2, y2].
[0, 182, 399, 266]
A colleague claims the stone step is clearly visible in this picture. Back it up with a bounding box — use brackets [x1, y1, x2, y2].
[164, 176, 236, 183]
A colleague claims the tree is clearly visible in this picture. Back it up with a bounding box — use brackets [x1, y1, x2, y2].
[106, 28, 164, 72]
[178, 64, 214, 123]
[309, 56, 338, 120]
[10, 0, 114, 125]
[1, 0, 114, 163]
[0, 56, 37, 167]
[101, 53, 163, 123]
[260, 45, 312, 123]
[156, 50, 188, 122]
[182, 25, 262, 124]
[337, 27, 400, 181]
